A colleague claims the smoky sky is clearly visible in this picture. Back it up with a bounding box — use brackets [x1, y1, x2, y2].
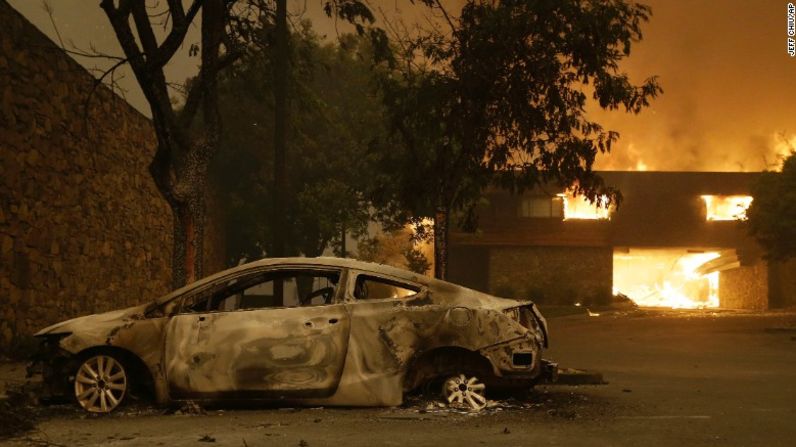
[8, 0, 796, 172]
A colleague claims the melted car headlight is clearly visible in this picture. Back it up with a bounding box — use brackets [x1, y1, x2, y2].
[519, 307, 539, 330]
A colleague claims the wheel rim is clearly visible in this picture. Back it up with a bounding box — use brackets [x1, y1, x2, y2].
[442, 374, 487, 411]
[74, 355, 127, 413]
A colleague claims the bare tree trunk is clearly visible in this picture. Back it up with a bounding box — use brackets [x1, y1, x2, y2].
[433, 205, 449, 280]
[272, 0, 289, 258]
[170, 207, 186, 288]
[101, 0, 226, 289]
[182, 208, 197, 284]
[340, 221, 347, 258]
[161, 153, 209, 289]
[172, 202, 204, 286]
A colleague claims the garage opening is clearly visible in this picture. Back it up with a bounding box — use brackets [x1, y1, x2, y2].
[613, 248, 721, 309]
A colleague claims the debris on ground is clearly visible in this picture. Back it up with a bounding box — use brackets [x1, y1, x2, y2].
[198, 434, 216, 442]
[396, 386, 601, 421]
[0, 400, 37, 439]
[555, 368, 606, 385]
[173, 400, 206, 416]
[0, 374, 44, 440]
[546, 408, 579, 420]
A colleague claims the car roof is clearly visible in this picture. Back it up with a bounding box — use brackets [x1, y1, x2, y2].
[154, 257, 444, 304]
[241, 256, 428, 281]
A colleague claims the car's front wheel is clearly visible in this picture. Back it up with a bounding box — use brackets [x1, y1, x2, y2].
[74, 354, 128, 413]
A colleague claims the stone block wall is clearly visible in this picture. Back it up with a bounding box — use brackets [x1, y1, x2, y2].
[719, 263, 768, 311]
[767, 258, 796, 309]
[0, 2, 173, 350]
[488, 246, 613, 305]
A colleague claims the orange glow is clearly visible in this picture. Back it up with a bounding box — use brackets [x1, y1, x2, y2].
[613, 249, 720, 309]
[408, 218, 435, 275]
[558, 191, 612, 220]
[701, 195, 753, 221]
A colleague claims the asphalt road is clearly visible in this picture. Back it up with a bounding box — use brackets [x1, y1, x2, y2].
[4, 309, 796, 447]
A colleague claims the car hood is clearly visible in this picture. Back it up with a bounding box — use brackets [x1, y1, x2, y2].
[35, 304, 147, 336]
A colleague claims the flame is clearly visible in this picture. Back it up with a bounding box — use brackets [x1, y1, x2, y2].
[701, 195, 753, 221]
[613, 249, 720, 309]
[558, 190, 612, 220]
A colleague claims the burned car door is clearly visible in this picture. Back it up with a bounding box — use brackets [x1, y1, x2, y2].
[343, 272, 430, 375]
[163, 268, 351, 399]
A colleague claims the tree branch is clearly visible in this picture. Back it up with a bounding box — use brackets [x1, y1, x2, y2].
[155, 0, 204, 67]
[81, 56, 130, 125]
[130, 1, 160, 62]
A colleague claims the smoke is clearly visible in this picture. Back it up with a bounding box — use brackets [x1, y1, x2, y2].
[11, 0, 795, 172]
[591, 0, 796, 172]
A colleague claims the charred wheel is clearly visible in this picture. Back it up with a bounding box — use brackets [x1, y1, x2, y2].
[442, 374, 487, 410]
[74, 354, 128, 413]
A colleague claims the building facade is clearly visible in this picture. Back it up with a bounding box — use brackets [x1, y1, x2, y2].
[449, 171, 795, 310]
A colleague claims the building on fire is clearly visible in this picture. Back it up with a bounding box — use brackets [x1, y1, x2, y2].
[448, 171, 796, 311]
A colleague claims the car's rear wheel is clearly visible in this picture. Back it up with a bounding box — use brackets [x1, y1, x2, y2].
[74, 354, 128, 413]
[442, 374, 487, 410]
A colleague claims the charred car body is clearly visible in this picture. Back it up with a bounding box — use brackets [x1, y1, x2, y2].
[31, 258, 554, 413]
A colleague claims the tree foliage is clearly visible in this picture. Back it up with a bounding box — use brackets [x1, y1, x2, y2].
[747, 152, 796, 261]
[212, 29, 385, 262]
[372, 0, 662, 278]
[355, 229, 432, 275]
[97, 0, 378, 283]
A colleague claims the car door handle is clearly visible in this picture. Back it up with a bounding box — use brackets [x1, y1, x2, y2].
[198, 316, 206, 322]
[328, 318, 338, 325]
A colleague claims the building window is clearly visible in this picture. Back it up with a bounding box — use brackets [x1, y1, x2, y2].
[558, 192, 613, 220]
[518, 196, 564, 218]
[701, 195, 753, 221]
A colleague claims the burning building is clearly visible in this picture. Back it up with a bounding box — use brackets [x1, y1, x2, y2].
[448, 171, 796, 310]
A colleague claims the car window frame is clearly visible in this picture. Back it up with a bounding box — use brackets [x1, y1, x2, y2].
[172, 266, 348, 315]
[345, 270, 425, 303]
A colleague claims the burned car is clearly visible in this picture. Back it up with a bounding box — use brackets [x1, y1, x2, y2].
[31, 257, 554, 413]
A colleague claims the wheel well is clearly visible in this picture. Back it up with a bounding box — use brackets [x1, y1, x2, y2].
[75, 346, 155, 400]
[403, 346, 494, 392]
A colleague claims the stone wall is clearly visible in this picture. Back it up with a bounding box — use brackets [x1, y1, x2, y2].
[488, 246, 613, 305]
[768, 258, 796, 309]
[719, 263, 768, 311]
[0, 2, 173, 351]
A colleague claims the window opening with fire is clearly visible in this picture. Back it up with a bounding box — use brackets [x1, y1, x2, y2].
[518, 189, 613, 220]
[701, 195, 752, 221]
[558, 191, 613, 220]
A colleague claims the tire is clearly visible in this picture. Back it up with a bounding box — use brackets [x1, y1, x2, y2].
[73, 353, 128, 413]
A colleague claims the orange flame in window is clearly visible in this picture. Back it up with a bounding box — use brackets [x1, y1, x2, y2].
[701, 195, 753, 221]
